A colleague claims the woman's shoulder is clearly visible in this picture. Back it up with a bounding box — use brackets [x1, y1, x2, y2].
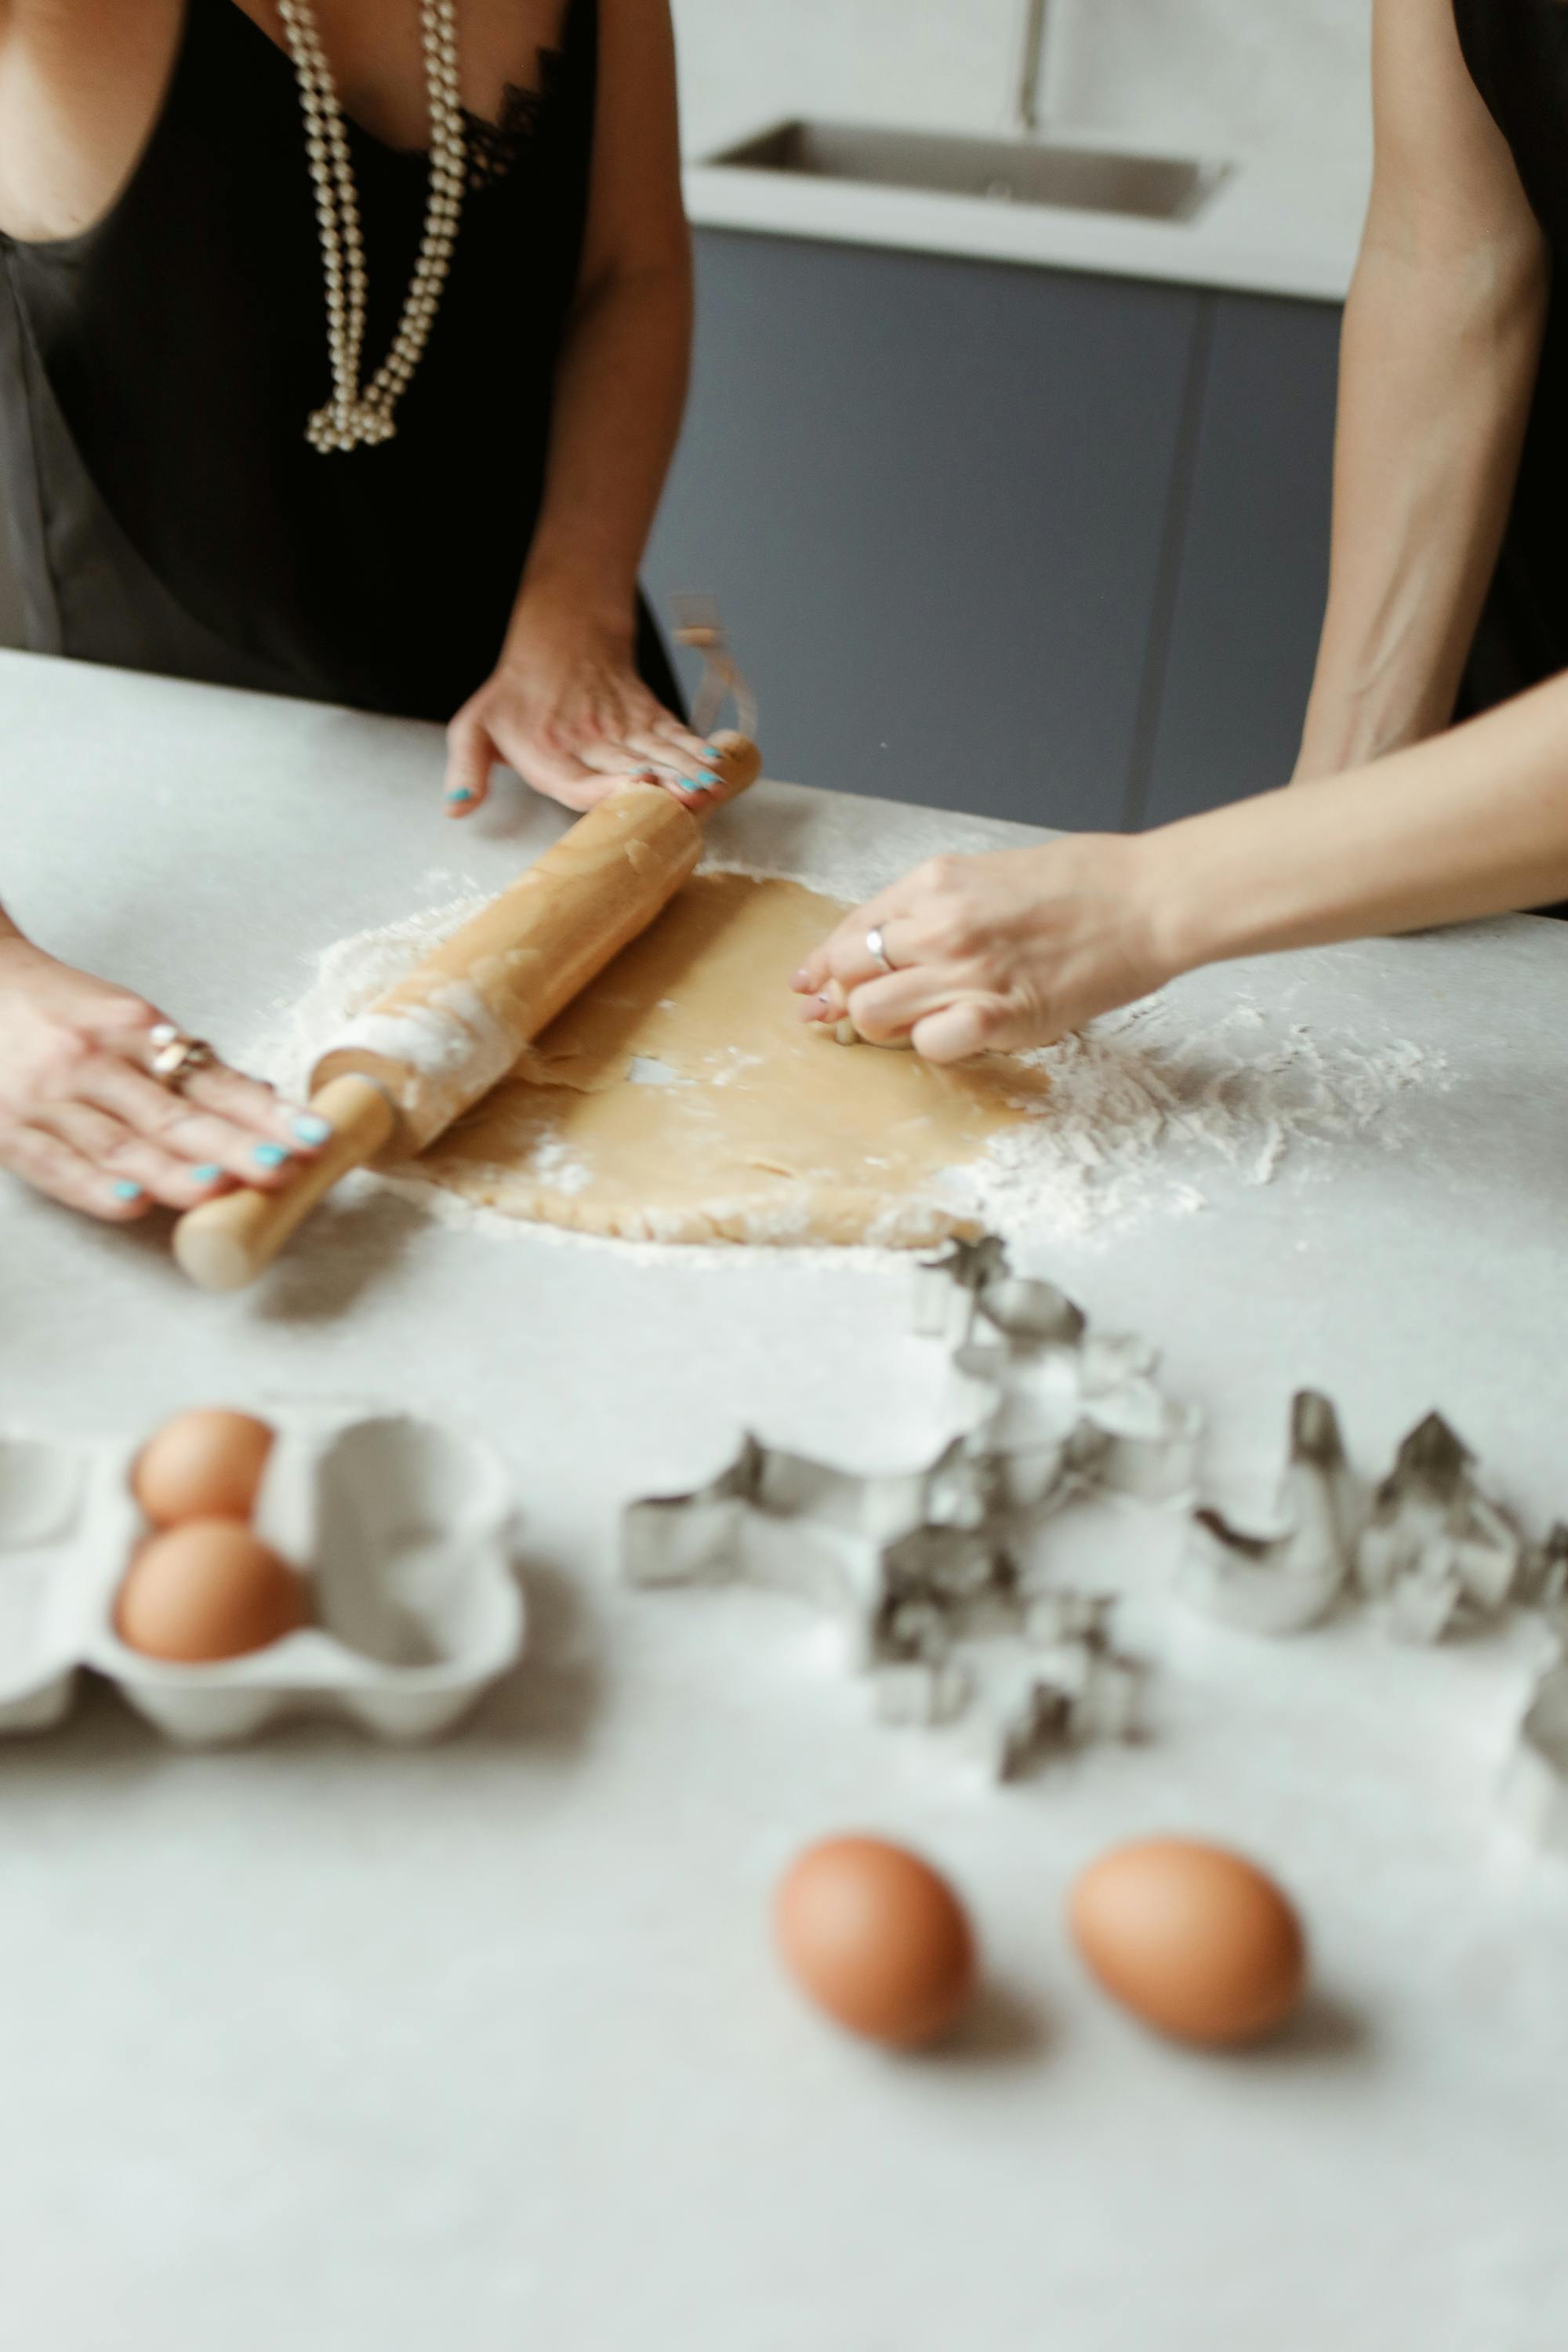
[0, 0, 187, 245]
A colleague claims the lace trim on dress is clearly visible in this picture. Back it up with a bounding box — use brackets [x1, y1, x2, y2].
[462, 42, 569, 191]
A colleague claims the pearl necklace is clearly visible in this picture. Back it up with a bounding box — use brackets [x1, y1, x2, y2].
[277, 0, 466, 453]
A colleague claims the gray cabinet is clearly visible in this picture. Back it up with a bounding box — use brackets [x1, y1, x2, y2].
[647, 229, 1342, 833]
[644, 231, 1203, 831]
[0, 229, 1342, 820]
[1136, 291, 1341, 826]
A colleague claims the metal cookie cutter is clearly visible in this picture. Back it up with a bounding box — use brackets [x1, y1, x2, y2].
[873, 1590, 1145, 1783]
[964, 1613, 1145, 1783]
[913, 1236, 1029, 1345]
[1503, 1647, 1568, 1853]
[622, 1236, 1167, 1779]
[671, 593, 760, 746]
[1499, 1529, 1568, 1850]
[1179, 1392, 1363, 1637]
[624, 1429, 1001, 1675]
[623, 1421, 1143, 1781]
[922, 1240, 1203, 1511]
[1356, 1412, 1526, 1645]
[1523, 1523, 1568, 1622]
[1180, 1397, 1526, 1646]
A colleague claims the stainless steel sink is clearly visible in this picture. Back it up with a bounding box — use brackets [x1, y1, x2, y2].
[706, 121, 1229, 226]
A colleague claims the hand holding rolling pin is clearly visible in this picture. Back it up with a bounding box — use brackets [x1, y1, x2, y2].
[442, 592, 735, 818]
[0, 930, 331, 1225]
[173, 731, 764, 1291]
[0, 748, 750, 1234]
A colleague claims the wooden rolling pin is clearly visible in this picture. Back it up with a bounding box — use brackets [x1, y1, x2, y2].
[174, 733, 763, 1292]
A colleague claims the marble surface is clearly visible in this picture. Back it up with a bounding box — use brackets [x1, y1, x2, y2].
[673, 0, 1371, 302]
[2, 652, 1568, 2352]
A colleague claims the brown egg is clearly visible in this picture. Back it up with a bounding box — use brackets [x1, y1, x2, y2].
[116, 1520, 310, 1663]
[774, 1835, 977, 2047]
[1069, 1836, 1306, 2047]
[132, 1410, 275, 1526]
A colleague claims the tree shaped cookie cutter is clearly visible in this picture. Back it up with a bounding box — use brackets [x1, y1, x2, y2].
[1359, 1414, 1527, 1641]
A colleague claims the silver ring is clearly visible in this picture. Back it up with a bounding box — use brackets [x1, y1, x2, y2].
[146, 1022, 217, 1091]
[866, 926, 895, 975]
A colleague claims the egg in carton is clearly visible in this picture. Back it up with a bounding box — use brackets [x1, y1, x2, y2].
[0, 1413, 524, 1745]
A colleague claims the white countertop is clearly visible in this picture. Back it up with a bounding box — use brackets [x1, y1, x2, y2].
[3, 652, 1568, 2351]
[684, 129, 1367, 307]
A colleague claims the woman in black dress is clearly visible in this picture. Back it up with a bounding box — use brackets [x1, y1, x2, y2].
[0, 0, 718, 1219]
[797, 0, 1568, 1062]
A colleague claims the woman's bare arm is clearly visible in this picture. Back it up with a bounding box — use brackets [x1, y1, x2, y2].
[1159, 670, 1568, 967]
[511, 0, 693, 633]
[440, 0, 711, 812]
[796, 671, 1568, 1059]
[1294, 0, 1548, 781]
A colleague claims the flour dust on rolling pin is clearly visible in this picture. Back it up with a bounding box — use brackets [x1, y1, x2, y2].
[173, 739, 763, 1290]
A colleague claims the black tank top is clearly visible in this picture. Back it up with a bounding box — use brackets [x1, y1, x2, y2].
[1453, 0, 1568, 715]
[0, 0, 677, 721]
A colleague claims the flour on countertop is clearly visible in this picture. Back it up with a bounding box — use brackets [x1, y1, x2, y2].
[244, 855, 1452, 1260]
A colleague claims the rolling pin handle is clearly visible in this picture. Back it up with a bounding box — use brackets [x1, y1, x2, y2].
[708, 731, 763, 799]
[172, 1074, 397, 1294]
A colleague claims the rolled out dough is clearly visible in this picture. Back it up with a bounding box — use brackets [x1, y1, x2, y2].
[415, 873, 1049, 1246]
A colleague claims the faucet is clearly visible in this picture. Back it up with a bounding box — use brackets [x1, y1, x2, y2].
[1015, 0, 1051, 136]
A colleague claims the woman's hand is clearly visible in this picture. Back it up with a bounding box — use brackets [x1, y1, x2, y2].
[0, 937, 328, 1224]
[790, 835, 1172, 1062]
[442, 590, 723, 818]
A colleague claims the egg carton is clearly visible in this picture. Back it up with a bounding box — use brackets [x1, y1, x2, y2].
[0, 1412, 524, 1745]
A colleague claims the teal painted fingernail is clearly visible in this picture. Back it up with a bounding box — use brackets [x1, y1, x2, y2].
[111, 1179, 144, 1202]
[192, 1165, 223, 1186]
[703, 744, 724, 760]
[446, 786, 474, 803]
[699, 770, 721, 789]
[252, 1142, 290, 1169]
[292, 1113, 332, 1145]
